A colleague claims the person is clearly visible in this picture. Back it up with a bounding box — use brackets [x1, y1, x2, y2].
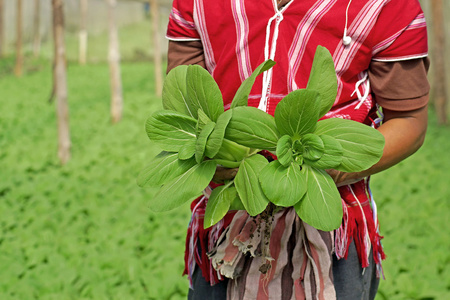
[165, 0, 430, 299]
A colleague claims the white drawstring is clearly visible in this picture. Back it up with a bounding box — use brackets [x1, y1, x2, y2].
[343, 0, 353, 44]
[352, 72, 370, 109]
[258, 1, 293, 112]
[259, 13, 281, 111]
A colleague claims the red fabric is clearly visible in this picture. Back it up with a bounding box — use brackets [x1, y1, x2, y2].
[166, 0, 200, 41]
[338, 182, 386, 268]
[167, 0, 428, 117]
[371, 0, 427, 61]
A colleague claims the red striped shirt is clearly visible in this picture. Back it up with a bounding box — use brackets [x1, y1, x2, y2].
[167, 0, 427, 119]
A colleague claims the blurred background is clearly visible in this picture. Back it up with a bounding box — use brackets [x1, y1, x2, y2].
[0, 0, 448, 299]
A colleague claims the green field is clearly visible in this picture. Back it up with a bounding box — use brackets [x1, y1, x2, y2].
[371, 112, 450, 299]
[1, 43, 450, 299]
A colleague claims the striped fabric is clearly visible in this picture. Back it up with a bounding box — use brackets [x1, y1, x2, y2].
[209, 209, 336, 300]
[231, 0, 252, 81]
[372, 12, 428, 61]
[167, 0, 428, 117]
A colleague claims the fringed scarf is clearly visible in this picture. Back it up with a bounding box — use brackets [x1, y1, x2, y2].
[209, 209, 336, 300]
[183, 177, 385, 299]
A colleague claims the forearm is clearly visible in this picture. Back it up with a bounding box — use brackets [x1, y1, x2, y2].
[329, 105, 428, 186]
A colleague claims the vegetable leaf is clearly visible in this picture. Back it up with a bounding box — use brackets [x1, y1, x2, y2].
[213, 159, 241, 168]
[304, 135, 343, 169]
[195, 121, 216, 163]
[186, 65, 224, 122]
[162, 65, 194, 117]
[276, 135, 294, 167]
[229, 194, 246, 211]
[302, 133, 324, 161]
[214, 138, 251, 162]
[294, 165, 342, 231]
[234, 154, 270, 216]
[225, 106, 279, 151]
[274, 89, 320, 138]
[178, 139, 196, 160]
[259, 160, 306, 207]
[137, 152, 197, 187]
[205, 110, 233, 158]
[306, 46, 338, 118]
[196, 109, 212, 136]
[149, 160, 216, 212]
[231, 60, 276, 108]
[146, 110, 197, 152]
[314, 118, 385, 172]
[204, 183, 235, 228]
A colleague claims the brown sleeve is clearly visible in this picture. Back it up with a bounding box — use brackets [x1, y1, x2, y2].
[167, 40, 206, 74]
[368, 57, 430, 111]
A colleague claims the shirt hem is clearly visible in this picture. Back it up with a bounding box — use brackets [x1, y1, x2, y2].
[372, 53, 428, 62]
[166, 35, 201, 42]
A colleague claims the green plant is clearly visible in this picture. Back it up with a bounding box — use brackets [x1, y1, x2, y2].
[138, 46, 385, 232]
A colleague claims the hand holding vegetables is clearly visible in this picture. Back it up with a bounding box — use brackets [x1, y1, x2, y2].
[212, 166, 238, 183]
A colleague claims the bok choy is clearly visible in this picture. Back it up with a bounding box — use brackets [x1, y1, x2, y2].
[138, 46, 385, 232]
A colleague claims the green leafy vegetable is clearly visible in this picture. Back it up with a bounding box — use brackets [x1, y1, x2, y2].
[259, 160, 307, 207]
[234, 154, 270, 216]
[178, 140, 196, 160]
[213, 138, 253, 167]
[195, 121, 216, 163]
[301, 133, 324, 161]
[234, 155, 269, 216]
[304, 135, 343, 169]
[276, 135, 294, 167]
[140, 45, 384, 233]
[231, 60, 277, 108]
[150, 160, 216, 212]
[137, 152, 196, 187]
[314, 118, 385, 172]
[205, 110, 233, 158]
[225, 106, 279, 151]
[204, 182, 236, 228]
[162, 65, 192, 116]
[294, 165, 342, 231]
[145, 110, 197, 152]
[229, 194, 246, 211]
[196, 109, 212, 136]
[186, 65, 224, 121]
[274, 89, 320, 139]
[307, 46, 338, 118]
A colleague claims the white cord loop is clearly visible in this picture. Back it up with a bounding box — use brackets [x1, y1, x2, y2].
[352, 72, 370, 109]
[258, 1, 293, 112]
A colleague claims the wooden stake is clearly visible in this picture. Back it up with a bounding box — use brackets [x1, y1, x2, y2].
[52, 0, 71, 164]
[431, 0, 448, 124]
[79, 0, 88, 65]
[150, 0, 162, 97]
[14, 0, 23, 76]
[107, 0, 123, 123]
[33, 0, 41, 57]
[0, 0, 4, 57]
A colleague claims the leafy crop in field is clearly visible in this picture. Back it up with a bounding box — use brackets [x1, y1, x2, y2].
[138, 46, 384, 232]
